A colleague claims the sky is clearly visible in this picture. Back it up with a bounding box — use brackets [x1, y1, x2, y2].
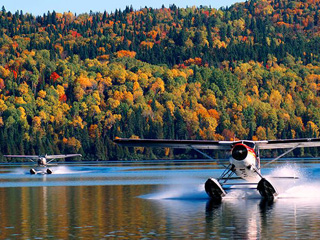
[1, 0, 244, 16]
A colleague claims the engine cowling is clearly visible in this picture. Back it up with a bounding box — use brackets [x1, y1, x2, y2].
[231, 144, 248, 160]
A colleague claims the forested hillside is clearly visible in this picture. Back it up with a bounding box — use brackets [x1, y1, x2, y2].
[1, 0, 320, 160]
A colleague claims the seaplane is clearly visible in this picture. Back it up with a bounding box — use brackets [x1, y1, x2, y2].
[4, 154, 82, 174]
[114, 137, 320, 201]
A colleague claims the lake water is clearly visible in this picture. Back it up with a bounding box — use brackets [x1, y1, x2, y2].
[1, 160, 320, 239]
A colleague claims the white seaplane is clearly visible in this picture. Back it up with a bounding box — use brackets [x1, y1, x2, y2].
[4, 154, 82, 174]
[114, 137, 320, 201]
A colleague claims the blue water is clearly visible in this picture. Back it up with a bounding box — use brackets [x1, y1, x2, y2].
[1, 160, 320, 239]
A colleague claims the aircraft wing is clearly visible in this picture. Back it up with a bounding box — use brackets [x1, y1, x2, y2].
[45, 154, 82, 159]
[255, 138, 320, 149]
[4, 155, 39, 159]
[114, 137, 320, 150]
[113, 138, 232, 150]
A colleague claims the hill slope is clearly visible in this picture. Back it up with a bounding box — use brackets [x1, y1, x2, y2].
[0, 0, 320, 160]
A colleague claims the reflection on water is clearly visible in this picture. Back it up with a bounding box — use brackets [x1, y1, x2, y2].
[0, 161, 320, 238]
[0, 185, 160, 239]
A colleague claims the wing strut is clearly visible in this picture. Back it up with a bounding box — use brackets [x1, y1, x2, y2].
[190, 146, 228, 168]
[263, 144, 301, 167]
[46, 159, 57, 164]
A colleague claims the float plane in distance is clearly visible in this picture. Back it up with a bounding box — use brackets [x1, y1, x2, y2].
[4, 154, 82, 174]
[114, 137, 320, 202]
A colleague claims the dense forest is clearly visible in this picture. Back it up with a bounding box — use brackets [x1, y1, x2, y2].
[1, 0, 320, 161]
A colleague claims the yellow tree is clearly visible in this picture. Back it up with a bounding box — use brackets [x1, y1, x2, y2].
[306, 121, 319, 137]
[269, 89, 282, 109]
[255, 126, 267, 140]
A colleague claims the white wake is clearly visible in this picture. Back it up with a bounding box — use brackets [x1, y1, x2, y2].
[142, 165, 320, 200]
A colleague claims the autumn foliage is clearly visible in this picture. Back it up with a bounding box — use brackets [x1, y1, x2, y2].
[0, 1, 320, 160]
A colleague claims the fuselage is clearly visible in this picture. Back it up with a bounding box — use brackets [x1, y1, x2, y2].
[37, 157, 47, 167]
[229, 142, 261, 181]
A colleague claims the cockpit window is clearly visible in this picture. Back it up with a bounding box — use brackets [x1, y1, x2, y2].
[242, 141, 255, 149]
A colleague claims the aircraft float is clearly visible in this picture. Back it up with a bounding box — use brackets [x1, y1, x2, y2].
[114, 138, 320, 201]
[4, 154, 82, 174]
